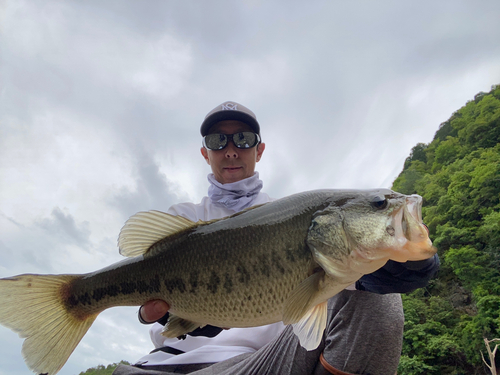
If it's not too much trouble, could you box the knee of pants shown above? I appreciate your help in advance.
[326,291,404,342]
[357,293,404,342]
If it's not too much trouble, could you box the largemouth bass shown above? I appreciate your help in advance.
[0,189,436,375]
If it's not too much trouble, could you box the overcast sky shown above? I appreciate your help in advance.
[1,1,500,374]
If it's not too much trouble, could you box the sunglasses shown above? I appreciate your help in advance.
[203,132,261,151]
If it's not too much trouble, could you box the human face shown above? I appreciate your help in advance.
[201,120,265,184]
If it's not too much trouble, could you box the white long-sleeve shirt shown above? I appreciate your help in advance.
[136,192,286,366]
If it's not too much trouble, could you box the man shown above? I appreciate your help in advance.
[114,101,439,375]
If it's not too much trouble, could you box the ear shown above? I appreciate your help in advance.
[200,147,210,165]
[256,142,265,162]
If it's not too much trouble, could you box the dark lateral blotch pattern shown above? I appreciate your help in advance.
[67,274,162,307]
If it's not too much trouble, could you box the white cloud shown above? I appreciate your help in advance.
[131,35,193,98]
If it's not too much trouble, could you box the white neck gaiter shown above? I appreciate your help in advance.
[207,172,263,211]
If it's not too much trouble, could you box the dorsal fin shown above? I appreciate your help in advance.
[118,210,199,257]
[228,203,266,217]
[118,203,268,257]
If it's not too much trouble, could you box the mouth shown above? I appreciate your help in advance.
[402,195,426,242]
[390,194,436,261]
[223,166,243,172]
[406,195,423,223]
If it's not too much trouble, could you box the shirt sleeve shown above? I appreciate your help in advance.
[355,254,440,294]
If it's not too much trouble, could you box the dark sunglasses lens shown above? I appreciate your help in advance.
[205,134,228,150]
[233,132,257,148]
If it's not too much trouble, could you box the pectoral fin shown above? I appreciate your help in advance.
[292,301,328,351]
[283,271,353,351]
[283,271,324,325]
[161,315,204,338]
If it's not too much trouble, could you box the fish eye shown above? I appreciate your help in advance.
[371,196,388,210]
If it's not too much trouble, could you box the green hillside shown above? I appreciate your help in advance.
[393,84,500,374]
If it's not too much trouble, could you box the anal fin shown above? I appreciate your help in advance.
[161,315,204,338]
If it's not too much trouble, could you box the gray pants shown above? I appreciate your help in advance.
[114,290,403,375]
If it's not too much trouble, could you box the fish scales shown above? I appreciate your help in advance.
[65,190,333,325]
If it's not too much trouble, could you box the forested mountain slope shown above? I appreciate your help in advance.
[392,84,500,374]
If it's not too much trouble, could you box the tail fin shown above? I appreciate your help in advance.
[0,274,97,375]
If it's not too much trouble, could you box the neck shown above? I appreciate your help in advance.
[207,172,263,211]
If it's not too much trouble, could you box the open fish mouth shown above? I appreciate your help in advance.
[406,194,423,223]
[402,194,425,241]
[391,194,436,260]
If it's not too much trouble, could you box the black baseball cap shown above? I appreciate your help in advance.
[200,101,260,136]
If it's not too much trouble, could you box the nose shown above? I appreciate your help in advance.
[224,142,239,159]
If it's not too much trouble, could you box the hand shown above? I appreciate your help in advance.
[139,300,170,323]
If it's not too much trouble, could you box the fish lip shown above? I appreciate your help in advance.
[402,194,427,242]
[389,193,436,261]
[391,194,424,243]
[406,194,423,223]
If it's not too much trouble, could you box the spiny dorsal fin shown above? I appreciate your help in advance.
[118,210,200,257]
[227,203,266,217]
[118,204,267,257]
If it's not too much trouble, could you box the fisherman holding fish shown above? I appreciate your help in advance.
[0,101,439,375]
[113,102,440,375]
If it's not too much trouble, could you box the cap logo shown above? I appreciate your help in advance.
[221,103,238,111]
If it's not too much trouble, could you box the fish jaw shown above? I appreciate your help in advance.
[388,194,436,262]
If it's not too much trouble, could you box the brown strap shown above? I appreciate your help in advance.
[319,353,355,375]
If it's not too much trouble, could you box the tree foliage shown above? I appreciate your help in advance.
[79,361,130,375]
[393,84,500,374]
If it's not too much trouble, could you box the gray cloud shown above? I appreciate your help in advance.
[109,151,190,218]
[36,207,91,247]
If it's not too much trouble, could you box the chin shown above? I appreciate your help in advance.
[223,177,242,184]
[222,174,245,184]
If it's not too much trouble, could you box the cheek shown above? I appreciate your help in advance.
[249,151,259,163]
[345,218,390,248]
[211,154,226,167]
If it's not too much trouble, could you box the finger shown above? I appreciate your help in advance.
[141,300,170,323]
